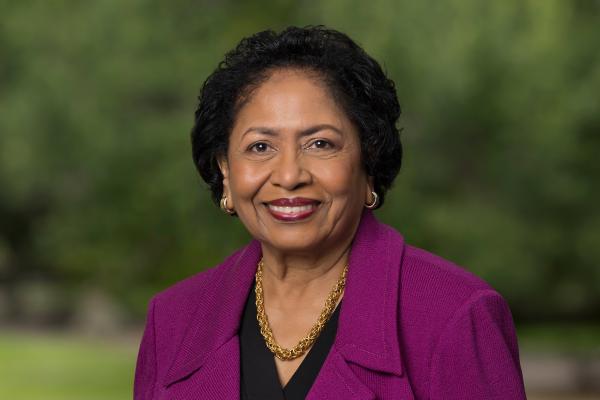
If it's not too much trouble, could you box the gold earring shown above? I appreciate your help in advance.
[220,195,236,215]
[365,191,379,209]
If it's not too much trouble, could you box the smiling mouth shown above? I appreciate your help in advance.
[268,204,315,213]
[264,201,320,221]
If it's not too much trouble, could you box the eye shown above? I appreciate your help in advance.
[248,142,271,153]
[307,139,333,150]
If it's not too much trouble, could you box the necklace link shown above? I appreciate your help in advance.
[254,258,348,361]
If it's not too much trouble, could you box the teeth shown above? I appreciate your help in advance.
[268,204,315,214]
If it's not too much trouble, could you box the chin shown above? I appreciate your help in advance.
[263,232,324,254]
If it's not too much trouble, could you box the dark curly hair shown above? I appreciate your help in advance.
[191,25,402,209]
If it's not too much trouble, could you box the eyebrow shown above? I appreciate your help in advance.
[242,124,343,138]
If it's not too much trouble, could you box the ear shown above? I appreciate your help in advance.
[366,176,375,198]
[217,154,231,199]
[217,154,230,179]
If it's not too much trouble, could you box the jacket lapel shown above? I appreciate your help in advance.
[307,349,376,400]
[163,335,242,399]
[308,209,410,399]
[162,239,262,398]
[334,209,405,376]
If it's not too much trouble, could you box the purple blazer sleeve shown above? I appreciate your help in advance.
[429,289,526,399]
[134,297,157,400]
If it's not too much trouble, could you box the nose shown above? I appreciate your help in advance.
[270,148,312,190]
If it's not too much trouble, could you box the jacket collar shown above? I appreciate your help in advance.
[164,209,405,387]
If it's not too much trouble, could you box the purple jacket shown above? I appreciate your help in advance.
[134,209,526,399]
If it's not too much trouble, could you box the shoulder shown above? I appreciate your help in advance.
[146,244,248,346]
[400,243,494,310]
[400,241,516,329]
[151,245,246,313]
[402,246,526,397]
[370,215,501,325]
[397,242,523,398]
[399,242,509,336]
[137,244,250,380]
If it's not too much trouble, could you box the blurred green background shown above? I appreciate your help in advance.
[1,0,599,398]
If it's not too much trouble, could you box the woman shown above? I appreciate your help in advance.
[134,26,526,399]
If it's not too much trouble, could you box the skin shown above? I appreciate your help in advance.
[218,68,376,387]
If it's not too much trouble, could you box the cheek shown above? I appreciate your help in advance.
[315,158,364,197]
[229,161,269,201]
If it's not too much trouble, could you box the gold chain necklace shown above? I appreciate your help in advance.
[254,258,348,361]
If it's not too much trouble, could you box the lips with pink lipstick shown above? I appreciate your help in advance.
[265,197,320,221]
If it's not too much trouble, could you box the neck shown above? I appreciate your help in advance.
[257,208,365,305]
[258,234,354,301]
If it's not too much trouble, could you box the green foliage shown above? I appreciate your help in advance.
[517,322,600,353]
[0,0,598,321]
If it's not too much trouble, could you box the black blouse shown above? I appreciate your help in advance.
[240,282,341,400]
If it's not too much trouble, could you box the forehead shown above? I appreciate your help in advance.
[231,69,353,136]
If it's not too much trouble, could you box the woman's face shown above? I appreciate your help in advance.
[219,69,372,254]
